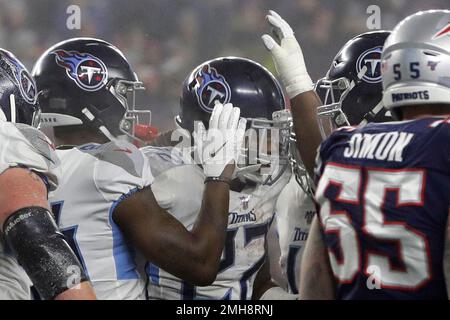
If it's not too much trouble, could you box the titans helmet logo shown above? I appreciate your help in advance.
[52,50,108,92]
[2,51,37,104]
[356,46,383,84]
[194,65,231,112]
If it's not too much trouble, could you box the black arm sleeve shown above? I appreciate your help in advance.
[3,207,88,300]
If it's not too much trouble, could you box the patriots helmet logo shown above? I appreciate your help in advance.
[52,50,108,92]
[2,51,37,104]
[356,46,383,84]
[194,65,231,112]
[432,21,450,40]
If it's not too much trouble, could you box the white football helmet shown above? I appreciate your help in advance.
[382,10,450,116]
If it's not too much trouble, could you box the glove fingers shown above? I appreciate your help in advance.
[194,121,206,162]
[195,121,207,146]
[219,103,233,131]
[267,14,282,29]
[280,20,294,38]
[268,10,286,29]
[268,10,281,19]
[228,107,240,131]
[235,118,247,150]
[267,10,293,38]
[209,103,223,130]
[261,34,281,53]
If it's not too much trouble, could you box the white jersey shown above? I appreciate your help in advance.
[275,174,316,294]
[142,146,291,300]
[0,122,60,300]
[49,141,153,300]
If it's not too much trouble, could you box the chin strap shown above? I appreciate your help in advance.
[81,108,118,142]
[9,94,16,123]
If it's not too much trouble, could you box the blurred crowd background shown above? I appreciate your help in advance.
[0,0,448,130]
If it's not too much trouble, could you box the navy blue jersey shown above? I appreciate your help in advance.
[314,117,449,300]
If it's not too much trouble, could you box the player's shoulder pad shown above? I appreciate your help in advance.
[427,117,450,169]
[13,123,59,166]
[140,146,192,177]
[427,117,450,129]
[0,122,60,190]
[313,127,356,184]
[0,123,60,189]
[78,141,154,202]
[77,140,148,179]
[319,127,356,160]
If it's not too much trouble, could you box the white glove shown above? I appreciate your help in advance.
[196,103,247,178]
[262,10,313,99]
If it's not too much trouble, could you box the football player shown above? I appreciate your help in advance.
[262,10,391,177]
[263,11,391,296]
[300,10,450,299]
[143,57,294,300]
[33,38,245,300]
[272,136,316,296]
[0,49,96,300]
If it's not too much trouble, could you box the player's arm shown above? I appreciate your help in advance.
[299,215,336,299]
[252,233,298,300]
[114,170,231,286]
[252,253,299,300]
[262,10,323,177]
[114,104,247,286]
[252,256,276,300]
[0,168,96,300]
[444,208,450,299]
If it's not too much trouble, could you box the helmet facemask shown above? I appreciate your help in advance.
[316,65,378,139]
[108,79,156,144]
[235,109,291,186]
[30,103,42,128]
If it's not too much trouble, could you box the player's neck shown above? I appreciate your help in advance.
[401,104,450,120]
[55,132,108,147]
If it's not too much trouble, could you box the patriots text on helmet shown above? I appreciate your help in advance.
[391,91,430,103]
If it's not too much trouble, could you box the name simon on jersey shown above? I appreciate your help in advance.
[344,131,414,162]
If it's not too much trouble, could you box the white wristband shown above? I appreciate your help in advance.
[286,75,314,99]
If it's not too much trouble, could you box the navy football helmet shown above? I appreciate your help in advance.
[177,57,290,185]
[315,31,393,138]
[0,49,40,127]
[32,37,153,142]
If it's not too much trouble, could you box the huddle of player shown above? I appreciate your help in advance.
[0,9,448,300]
